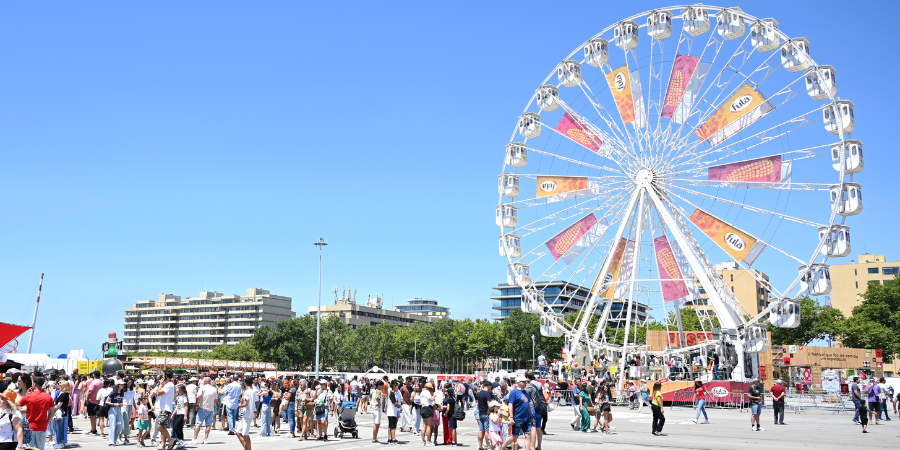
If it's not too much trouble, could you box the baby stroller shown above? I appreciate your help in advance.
[334,401,358,439]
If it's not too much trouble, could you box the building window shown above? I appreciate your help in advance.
[867,267,879,274]
[855,281,858,289]
[883,267,899,276]
[854,269,857,276]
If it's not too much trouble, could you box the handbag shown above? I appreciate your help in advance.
[305,401,315,410]
[586,405,595,414]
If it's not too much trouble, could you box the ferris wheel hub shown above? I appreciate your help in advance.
[634,168,655,188]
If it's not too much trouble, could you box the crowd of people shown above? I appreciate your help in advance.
[1,366,897,450]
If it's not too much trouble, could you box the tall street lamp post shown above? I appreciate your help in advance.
[314,238,328,378]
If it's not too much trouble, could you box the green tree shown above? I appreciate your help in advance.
[839,277,900,361]
[767,297,845,345]
[500,309,540,368]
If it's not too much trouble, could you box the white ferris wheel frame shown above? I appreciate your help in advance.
[498,4,859,382]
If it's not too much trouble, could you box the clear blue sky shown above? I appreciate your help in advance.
[2,1,897,359]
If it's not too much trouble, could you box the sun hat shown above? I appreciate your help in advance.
[515,375,528,383]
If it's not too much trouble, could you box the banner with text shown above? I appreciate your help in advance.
[689,209,766,265]
[536,176,600,202]
[695,84,773,145]
[606,65,636,125]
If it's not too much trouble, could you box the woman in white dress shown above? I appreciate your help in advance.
[235,378,256,450]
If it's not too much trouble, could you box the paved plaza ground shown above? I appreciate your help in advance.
[57,405,898,450]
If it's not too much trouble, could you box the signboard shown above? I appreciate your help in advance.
[667,331,713,347]
[759,365,767,379]
[789,345,798,354]
[822,370,840,392]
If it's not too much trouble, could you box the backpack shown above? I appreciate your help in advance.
[6,411,33,447]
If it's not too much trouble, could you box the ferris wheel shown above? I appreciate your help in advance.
[496,5,861,382]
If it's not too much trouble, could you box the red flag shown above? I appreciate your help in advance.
[555,112,603,152]
[0,322,31,350]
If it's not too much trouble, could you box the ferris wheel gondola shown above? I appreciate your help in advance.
[496,5,864,383]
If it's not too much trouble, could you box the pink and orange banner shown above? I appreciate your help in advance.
[695,84,773,145]
[654,236,690,303]
[591,238,631,299]
[555,112,603,153]
[536,176,588,198]
[606,65,636,125]
[545,213,599,261]
[707,154,790,184]
[662,55,701,119]
[689,209,766,265]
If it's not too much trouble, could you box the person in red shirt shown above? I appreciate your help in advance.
[770,379,786,425]
[85,371,105,434]
[18,376,56,450]
[692,380,709,424]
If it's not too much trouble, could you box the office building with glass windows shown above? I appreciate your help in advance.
[490,281,649,325]
[394,298,450,318]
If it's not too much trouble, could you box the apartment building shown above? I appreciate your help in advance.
[309,293,439,329]
[123,288,295,353]
[685,261,771,317]
[830,253,898,317]
[490,281,650,325]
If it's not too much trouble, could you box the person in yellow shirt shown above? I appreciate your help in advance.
[650,381,665,436]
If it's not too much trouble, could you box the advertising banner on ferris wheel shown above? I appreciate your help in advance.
[673,61,711,124]
[606,65,636,126]
[695,84,774,145]
[689,209,766,265]
[707,154,792,186]
[590,237,631,299]
[545,213,599,261]
[554,112,604,153]
[662,55,701,119]
[653,235,690,303]
[536,176,600,202]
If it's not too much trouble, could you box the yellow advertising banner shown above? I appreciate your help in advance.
[695,84,771,143]
[606,65,635,125]
[689,209,766,265]
[536,176,589,198]
[77,360,103,374]
[591,238,631,299]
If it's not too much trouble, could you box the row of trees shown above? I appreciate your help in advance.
[133,277,900,368]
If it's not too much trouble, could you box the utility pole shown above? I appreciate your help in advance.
[314,238,328,378]
[27,273,44,354]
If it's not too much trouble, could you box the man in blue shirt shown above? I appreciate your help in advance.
[220,376,242,434]
[569,381,581,429]
[500,376,532,450]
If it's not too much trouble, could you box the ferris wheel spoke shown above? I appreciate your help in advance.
[514,187,631,238]
[667,185,825,227]
[525,146,628,175]
[568,84,643,169]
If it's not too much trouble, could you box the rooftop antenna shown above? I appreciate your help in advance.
[353,288,357,303]
[333,286,338,302]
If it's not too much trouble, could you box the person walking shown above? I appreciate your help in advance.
[85,371,104,435]
[499,376,532,450]
[598,385,613,434]
[877,377,891,421]
[192,378,216,445]
[476,380,493,450]
[0,391,25,450]
[221,377,241,435]
[577,383,591,432]
[567,381,581,430]
[234,378,255,450]
[692,380,709,424]
[867,377,882,426]
[387,381,401,445]
[770,379,786,425]
[106,380,126,447]
[850,377,863,424]
[185,379,197,429]
[258,383,273,437]
[419,383,435,446]
[371,380,384,443]
[524,371,545,450]
[748,378,764,431]
[154,370,176,450]
[650,381,665,436]
[538,354,547,379]
[637,380,652,414]
[172,385,188,447]
[121,379,135,445]
[857,381,870,433]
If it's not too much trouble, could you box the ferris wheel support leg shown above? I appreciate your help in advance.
[570,188,642,353]
[617,189,646,387]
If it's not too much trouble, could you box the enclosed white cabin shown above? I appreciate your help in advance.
[614,20,640,50]
[498,174,520,198]
[799,263,832,296]
[520,288,543,313]
[742,323,769,353]
[769,298,801,329]
[518,112,541,139]
[505,142,528,168]
[536,85,559,112]
[806,65,837,101]
[496,204,518,228]
[750,18,780,52]
[584,39,609,68]
[823,100,855,135]
[829,182,863,216]
[818,225,851,258]
[557,60,582,88]
[715,7,745,40]
[831,140,864,174]
[647,10,673,40]
[540,314,565,337]
[499,233,521,258]
[681,5,710,36]
[781,38,811,73]
[507,262,531,286]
